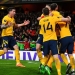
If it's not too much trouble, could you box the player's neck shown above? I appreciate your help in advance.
[8,14,13,18]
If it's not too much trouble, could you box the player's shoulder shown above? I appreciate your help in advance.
[39,16,50,22]
[39,16,44,22]
[3,15,9,19]
[41,14,44,17]
[52,11,60,14]
[4,15,8,18]
[52,11,60,16]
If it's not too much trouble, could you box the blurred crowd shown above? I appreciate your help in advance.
[0,9,75,50]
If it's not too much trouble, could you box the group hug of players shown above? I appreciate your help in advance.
[36,3,75,75]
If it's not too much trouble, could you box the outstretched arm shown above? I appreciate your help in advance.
[15,20,30,27]
[61,16,71,22]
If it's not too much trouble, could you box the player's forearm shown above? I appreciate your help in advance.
[1,24,9,29]
[16,23,24,27]
[61,18,71,22]
[15,20,30,27]
[61,17,71,22]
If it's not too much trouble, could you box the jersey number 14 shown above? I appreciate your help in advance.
[43,22,53,33]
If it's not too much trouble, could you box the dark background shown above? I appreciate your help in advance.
[0,0,75,4]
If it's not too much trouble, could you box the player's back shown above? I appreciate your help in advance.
[59,24,72,38]
[52,11,62,17]
[52,10,70,38]
[39,16,58,42]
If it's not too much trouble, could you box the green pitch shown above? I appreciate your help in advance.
[0,59,66,75]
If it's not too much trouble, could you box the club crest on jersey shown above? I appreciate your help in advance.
[4,20,7,22]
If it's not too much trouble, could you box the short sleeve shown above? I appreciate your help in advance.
[41,14,44,18]
[57,14,62,18]
[2,17,8,25]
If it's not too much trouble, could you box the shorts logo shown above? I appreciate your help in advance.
[38,37,40,40]
[3,40,8,45]
[36,37,40,42]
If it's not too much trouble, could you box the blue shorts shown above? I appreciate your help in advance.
[2,36,17,49]
[36,34,43,45]
[43,40,58,56]
[60,36,74,54]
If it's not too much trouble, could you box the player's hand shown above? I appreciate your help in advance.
[37,17,41,20]
[67,16,71,22]
[23,20,30,25]
[66,16,71,24]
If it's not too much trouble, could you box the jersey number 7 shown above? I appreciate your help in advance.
[43,22,53,33]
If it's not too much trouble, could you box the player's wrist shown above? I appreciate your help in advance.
[22,23,25,25]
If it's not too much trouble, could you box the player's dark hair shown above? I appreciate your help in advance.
[60,11,64,17]
[7,7,15,13]
[42,7,49,16]
[50,3,58,10]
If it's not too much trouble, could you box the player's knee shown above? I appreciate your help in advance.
[68,54,73,57]
[53,54,60,62]
[36,44,41,51]
[53,54,59,59]
[13,45,19,50]
[3,48,8,53]
[49,51,52,55]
